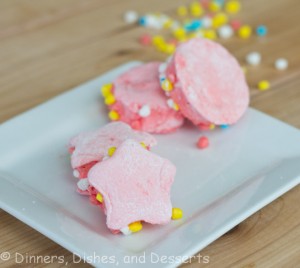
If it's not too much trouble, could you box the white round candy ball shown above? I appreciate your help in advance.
[275,58,288,70]
[246,52,261,66]
[124,11,138,24]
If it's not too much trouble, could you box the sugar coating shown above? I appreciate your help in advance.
[88,139,175,230]
[69,122,156,169]
[164,38,249,125]
[110,62,184,133]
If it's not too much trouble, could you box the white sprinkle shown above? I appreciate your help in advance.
[138,105,151,117]
[246,52,261,66]
[77,179,89,191]
[103,156,110,161]
[120,227,132,235]
[171,21,180,30]
[167,99,175,109]
[73,170,80,178]
[218,25,233,39]
[124,11,138,24]
[146,15,163,29]
[159,63,167,73]
[202,16,212,28]
[275,58,288,70]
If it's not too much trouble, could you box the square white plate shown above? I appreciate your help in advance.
[1,62,300,268]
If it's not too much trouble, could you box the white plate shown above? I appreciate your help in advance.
[1,62,300,268]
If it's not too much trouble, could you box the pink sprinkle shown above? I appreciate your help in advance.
[200,0,210,9]
[197,136,209,149]
[230,20,242,31]
[168,39,178,47]
[139,34,152,46]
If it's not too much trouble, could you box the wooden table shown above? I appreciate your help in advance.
[1,0,300,267]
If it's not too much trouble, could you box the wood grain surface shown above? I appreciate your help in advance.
[1,0,300,267]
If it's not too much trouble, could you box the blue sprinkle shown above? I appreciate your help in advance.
[160,77,166,82]
[185,20,202,32]
[139,17,147,26]
[214,0,225,7]
[256,25,268,36]
[220,124,229,129]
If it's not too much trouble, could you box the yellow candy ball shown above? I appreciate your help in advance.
[258,80,270,91]
[163,19,173,29]
[173,27,186,41]
[140,142,147,149]
[161,79,173,91]
[96,193,103,203]
[209,2,221,12]
[108,146,117,157]
[104,94,116,105]
[212,13,228,28]
[108,110,120,121]
[172,208,183,220]
[152,35,165,46]
[101,84,113,98]
[238,25,252,39]
[204,29,217,40]
[164,44,176,55]
[225,0,241,14]
[128,221,143,233]
[173,102,180,111]
[177,6,188,17]
[190,2,203,17]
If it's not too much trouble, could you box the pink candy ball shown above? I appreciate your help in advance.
[197,136,209,149]
[230,20,242,31]
[139,34,152,46]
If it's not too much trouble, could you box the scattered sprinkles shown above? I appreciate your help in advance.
[275,58,288,70]
[256,25,268,36]
[124,11,139,24]
[128,221,143,233]
[172,208,183,220]
[108,110,120,121]
[258,80,271,91]
[197,136,210,149]
[246,52,261,66]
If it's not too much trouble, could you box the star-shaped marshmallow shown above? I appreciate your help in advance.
[88,139,176,231]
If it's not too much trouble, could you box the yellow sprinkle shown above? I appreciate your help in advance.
[204,29,217,40]
[105,94,116,105]
[101,84,113,98]
[163,19,173,29]
[177,6,188,17]
[238,25,252,39]
[152,35,165,46]
[210,124,215,130]
[173,27,186,41]
[108,146,116,157]
[208,2,221,12]
[128,221,143,233]
[173,102,180,111]
[161,79,173,92]
[212,13,228,28]
[96,193,103,203]
[164,44,176,55]
[258,80,270,91]
[108,110,120,121]
[190,2,203,17]
[225,0,241,14]
[172,208,183,220]
[140,142,147,149]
